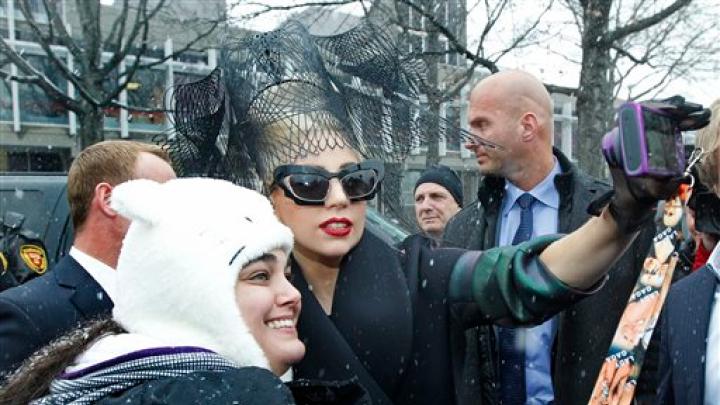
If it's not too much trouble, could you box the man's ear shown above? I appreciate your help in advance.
[95,182,119,218]
[520,112,539,142]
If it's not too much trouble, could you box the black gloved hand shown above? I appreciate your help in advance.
[605,166,682,234]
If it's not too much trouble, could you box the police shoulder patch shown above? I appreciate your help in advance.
[19,244,48,274]
[0,252,7,274]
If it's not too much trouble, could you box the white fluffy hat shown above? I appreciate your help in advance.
[110,177,294,370]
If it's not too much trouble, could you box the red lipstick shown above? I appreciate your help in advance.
[319,217,353,237]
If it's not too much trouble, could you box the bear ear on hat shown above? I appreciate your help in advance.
[111,179,166,226]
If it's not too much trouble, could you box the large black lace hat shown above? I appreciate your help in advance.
[162,19,499,226]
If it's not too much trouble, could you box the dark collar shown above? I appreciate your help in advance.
[53,255,92,288]
[292,231,410,404]
[477,147,578,209]
[52,254,114,318]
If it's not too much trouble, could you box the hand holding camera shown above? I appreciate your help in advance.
[601,96,711,234]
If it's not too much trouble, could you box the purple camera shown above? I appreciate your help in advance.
[601,102,685,177]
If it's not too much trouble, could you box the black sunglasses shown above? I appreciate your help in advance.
[273,160,385,205]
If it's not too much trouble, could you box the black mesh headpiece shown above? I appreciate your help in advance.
[162,19,499,225]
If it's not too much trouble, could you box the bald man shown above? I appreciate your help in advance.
[443,70,653,404]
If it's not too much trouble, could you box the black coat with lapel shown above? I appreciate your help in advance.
[0,255,113,375]
[657,265,717,405]
[293,229,467,405]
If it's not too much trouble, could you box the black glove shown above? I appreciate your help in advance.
[604,167,682,234]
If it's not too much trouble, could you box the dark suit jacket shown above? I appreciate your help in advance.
[0,255,113,375]
[657,265,717,405]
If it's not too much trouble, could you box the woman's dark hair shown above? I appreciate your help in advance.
[0,318,124,405]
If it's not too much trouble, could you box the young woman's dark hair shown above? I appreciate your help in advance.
[0,318,123,405]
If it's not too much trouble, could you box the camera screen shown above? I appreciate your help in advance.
[643,109,680,173]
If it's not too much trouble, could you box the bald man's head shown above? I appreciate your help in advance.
[470,70,553,132]
[465,70,557,189]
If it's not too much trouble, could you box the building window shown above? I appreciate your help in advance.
[445,105,462,151]
[17,55,69,125]
[409,6,422,30]
[410,35,423,55]
[175,51,208,64]
[103,68,121,129]
[553,121,562,147]
[0,79,11,121]
[0,146,70,172]
[436,1,447,30]
[401,170,421,210]
[126,68,167,131]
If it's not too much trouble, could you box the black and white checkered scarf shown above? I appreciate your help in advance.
[33,347,236,405]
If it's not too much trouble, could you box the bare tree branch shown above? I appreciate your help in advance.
[477,0,509,51]
[101,17,220,106]
[14,0,101,106]
[395,0,498,72]
[561,0,583,35]
[231,0,360,21]
[100,0,159,76]
[0,38,82,111]
[611,45,647,64]
[491,0,554,61]
[102,0,131,53]
[77,0,103,70]
[42,0,85,59]
[108,99,168,113]
[629,28,705,99]
[605,0,691,43]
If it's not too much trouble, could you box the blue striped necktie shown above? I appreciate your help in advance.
[500,192,535,405]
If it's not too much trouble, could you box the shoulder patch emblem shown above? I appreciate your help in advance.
[0,252,7,274]
[19,244,48,274]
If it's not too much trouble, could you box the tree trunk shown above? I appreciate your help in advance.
[77,105,105,150]
[575,1,615,180]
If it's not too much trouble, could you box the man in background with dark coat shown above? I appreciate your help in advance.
[443,70,653,404]
[0,140,176,376]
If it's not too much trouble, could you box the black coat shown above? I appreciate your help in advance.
[94,368,297,404]
[0,255,112,375]
[442,149,654,404]
[64,366,367,404]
